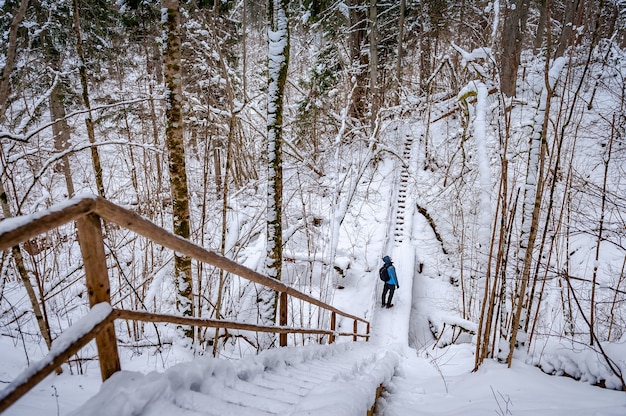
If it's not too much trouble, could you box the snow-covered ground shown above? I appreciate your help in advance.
[2,124,626,415]
[3,268,626,415]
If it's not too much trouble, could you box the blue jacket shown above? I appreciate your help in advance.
[382,256,399,286]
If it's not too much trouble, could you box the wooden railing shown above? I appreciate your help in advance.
[0,194,370,413]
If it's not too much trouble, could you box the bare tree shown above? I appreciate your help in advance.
[71,0,105,198]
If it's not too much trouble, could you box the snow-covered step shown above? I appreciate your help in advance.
[390,126,417,247]
[70,343,399,416]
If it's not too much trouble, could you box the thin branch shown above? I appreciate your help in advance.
[0,98,158,142]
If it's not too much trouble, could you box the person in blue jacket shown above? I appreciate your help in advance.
[381,255,399,308]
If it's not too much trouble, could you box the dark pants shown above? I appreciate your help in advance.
[382,283,395,306]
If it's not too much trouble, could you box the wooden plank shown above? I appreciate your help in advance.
[337,332,369,339]
[94,197,368,325]
[76,213,120,380]
[0,196,96,251]
[0,311,115,414]
[279,292,288,346]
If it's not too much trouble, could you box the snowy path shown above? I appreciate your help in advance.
[69,342,399,416]
[370,123,420,348]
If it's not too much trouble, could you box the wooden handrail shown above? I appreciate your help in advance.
[0,194,371,413]
[94,197,368,324]
[0,196,97,251]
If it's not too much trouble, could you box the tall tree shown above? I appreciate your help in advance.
[499,0,530,97]
[555,0,583,57]
[395,0,406,105]
[0,0,28,116]
[347,0,368,120]
[264,0,290,348]
[369,0,378,131]
[162,0,194,341]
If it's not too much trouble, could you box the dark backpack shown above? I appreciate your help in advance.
[379,264,391,282]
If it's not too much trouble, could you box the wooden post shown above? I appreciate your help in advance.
[76,213,121,380]
[279,291,288,346]
[329,312,336,344]
[366,321,370,342]
[353,319,358,341]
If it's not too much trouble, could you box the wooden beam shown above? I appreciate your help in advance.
[76,213,120,380]
[0,196,96,251]
[279,292,288,346]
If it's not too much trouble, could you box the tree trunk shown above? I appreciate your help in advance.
[49,83,76,198]
[499,0,530,97]
[394,0,405,105]
[590,113,614,345]
[533,0,546,53]
[162,0,194,342]
[264,0,290,349]
[41,31,75,200]
[347,0,368,120]
[369,0,378,131]
[144,40,164,196]
[555,0,582,58]
[506,53,563,367]
[0,0,29,117]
